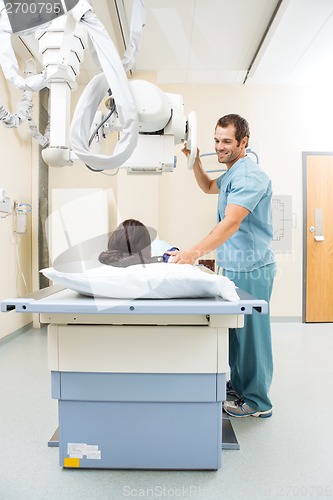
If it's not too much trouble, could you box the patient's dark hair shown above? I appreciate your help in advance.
[99,219,152,265]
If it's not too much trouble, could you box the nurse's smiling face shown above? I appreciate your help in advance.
[214,124,247,170]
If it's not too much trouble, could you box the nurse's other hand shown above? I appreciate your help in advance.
[166,249,197,265]
[181,145,190,158]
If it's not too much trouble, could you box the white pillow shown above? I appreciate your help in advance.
[41,262,239,302]
[151,239,174,256]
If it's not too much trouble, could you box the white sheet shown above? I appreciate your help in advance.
[41,262,239,301]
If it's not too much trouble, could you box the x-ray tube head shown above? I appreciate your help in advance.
[129,80,172,133]
[4,0,80,34]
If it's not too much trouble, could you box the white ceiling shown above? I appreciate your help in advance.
[13,0,333,86]
[119,0,333,86]
[124,0,282,84]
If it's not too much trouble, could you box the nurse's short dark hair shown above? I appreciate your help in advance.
[216,114,250,147]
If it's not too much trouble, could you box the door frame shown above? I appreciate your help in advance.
[302,151,333,322]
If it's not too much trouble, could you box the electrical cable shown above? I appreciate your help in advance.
[85,94,117,172]
[88,103,116,147]
[15,234,29,294]
[17,203,32,213]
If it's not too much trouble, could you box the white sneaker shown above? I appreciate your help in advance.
[223,398,272,418]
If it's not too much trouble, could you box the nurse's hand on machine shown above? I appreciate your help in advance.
[182,145,200,161]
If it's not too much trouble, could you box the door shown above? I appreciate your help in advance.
[304,153,333,322]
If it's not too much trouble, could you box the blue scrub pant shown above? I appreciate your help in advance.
[222,263,276,411]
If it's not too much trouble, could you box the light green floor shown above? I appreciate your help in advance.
[0,322,332,500]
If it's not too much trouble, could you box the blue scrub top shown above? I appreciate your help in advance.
[215,156,275,271]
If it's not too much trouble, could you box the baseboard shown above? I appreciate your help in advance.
[271,316,302,323]
[0,322,33,345]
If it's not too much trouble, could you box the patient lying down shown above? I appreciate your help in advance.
[41,219,239,301]
[99,219,176,267]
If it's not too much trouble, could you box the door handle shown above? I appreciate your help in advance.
[314,208,324,241]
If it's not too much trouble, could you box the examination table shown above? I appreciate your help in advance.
[1,286,268,470]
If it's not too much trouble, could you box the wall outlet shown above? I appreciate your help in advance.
[0,197,12,214]
[15,212,27,234]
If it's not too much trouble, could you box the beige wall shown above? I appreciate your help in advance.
[50,77,333,319]
[0,74,33,339]
[155,81,333,318]
[154,81,333,318]
[3,67,333,337]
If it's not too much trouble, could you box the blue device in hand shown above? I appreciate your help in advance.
[163,247,179,262]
